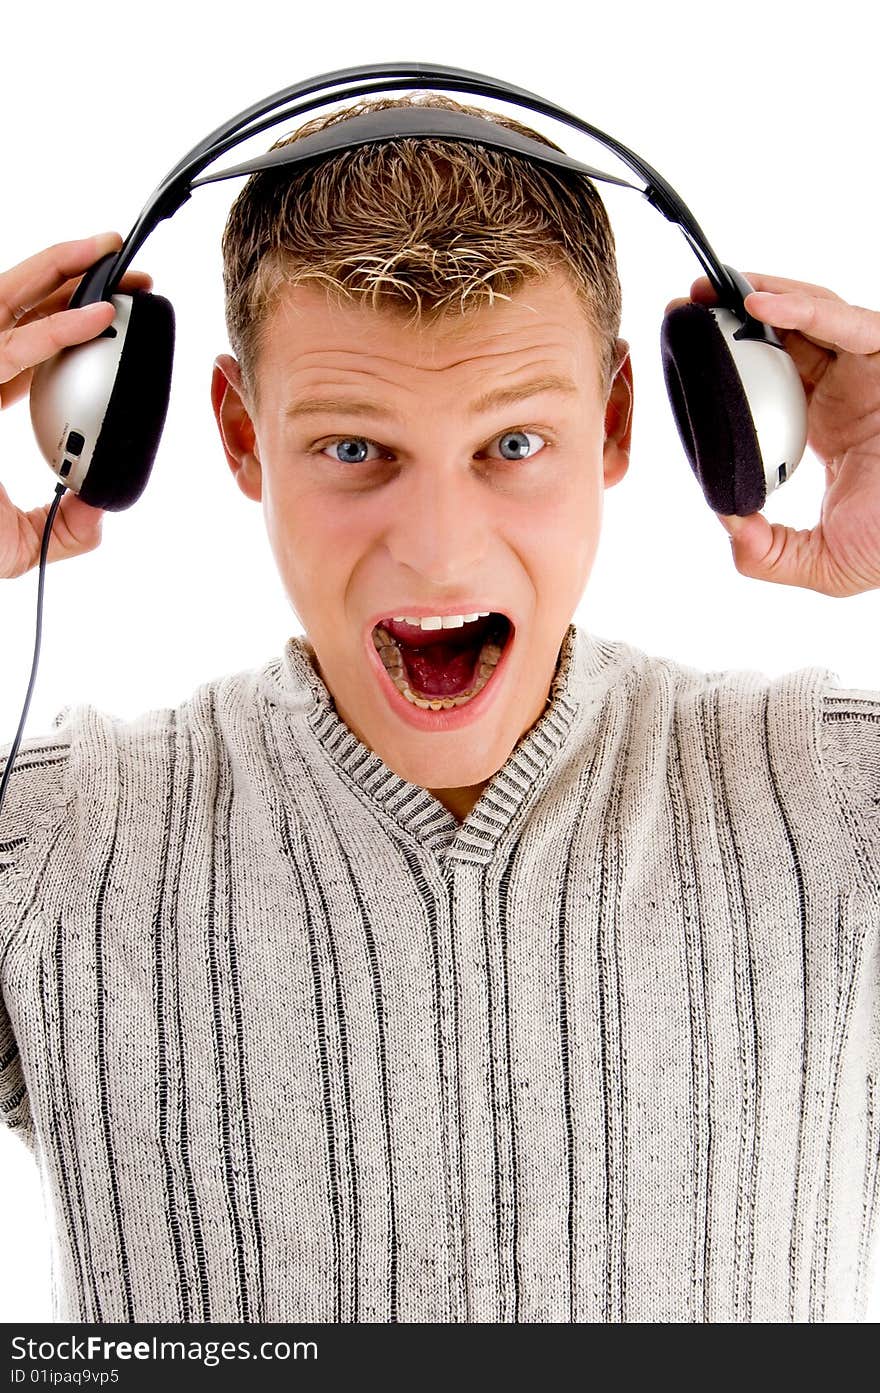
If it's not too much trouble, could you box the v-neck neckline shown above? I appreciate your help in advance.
[265,622,612,866]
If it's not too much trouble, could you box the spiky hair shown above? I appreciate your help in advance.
[222,92,622,406]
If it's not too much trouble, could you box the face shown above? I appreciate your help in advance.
[211,268,633,812]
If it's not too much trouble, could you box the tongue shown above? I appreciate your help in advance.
[401,639,483,697]
[379,614,496,697]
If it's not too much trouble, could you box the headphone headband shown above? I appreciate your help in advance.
[70,60,766,337]
[190,105,641,193]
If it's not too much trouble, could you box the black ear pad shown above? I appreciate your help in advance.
[660,302,766,516]
[78,290,175,512]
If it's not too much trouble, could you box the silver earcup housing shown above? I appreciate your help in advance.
[709,306,809,497]
[29,294,133,495]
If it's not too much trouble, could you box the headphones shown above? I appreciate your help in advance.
[28,59,809,519]
[1,61,812,823]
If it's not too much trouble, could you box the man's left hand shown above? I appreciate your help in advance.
[666,273,880,596]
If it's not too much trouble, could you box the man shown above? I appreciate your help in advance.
[1,94,879,1323]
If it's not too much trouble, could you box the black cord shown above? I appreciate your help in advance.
[0,482,66,819]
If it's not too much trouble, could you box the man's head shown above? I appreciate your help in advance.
[211,94,633,810]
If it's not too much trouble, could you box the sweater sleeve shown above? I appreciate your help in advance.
[0,731,72,1143]
[819,682,880,884]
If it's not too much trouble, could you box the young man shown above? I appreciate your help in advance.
[1,94,879,1324]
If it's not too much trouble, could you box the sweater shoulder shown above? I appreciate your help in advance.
[650,640,880,880]
[0,654,275,939]
[594,633,842,717]
[589,631,876,825]
[46,649,277,761]
[606,634,872,719]
[817,679,880,878]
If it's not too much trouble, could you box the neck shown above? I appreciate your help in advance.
[428,780,490,823]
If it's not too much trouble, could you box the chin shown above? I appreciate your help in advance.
[379,730,511,791]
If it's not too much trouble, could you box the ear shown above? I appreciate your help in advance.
[211,354,262,502]
[603,339,633,490]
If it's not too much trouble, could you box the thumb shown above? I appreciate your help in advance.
[37,490,106,564]
[57,491,105,549]
[715,508,805,587]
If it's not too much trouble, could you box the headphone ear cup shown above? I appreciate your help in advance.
[78,289,175,511]
[660,301,766,516]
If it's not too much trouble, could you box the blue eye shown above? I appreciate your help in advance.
[486,430,547,461]
[319,429,548,465]
[321,437,381,464]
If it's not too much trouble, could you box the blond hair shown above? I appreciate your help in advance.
[221,92,622,407]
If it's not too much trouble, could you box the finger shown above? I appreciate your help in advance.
[689,271,846,304]
[742,290,837,356]
[0,301,115,394]
[745,290,880,356]
[663,295,691,316]
[741,272,845,302]
[765,324,834,399]
[16,267,154,325]
[0,232,123,331]
[0,277,151,408]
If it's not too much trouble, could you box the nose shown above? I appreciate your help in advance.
[383,457,490,589]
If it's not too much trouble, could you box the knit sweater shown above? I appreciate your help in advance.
[1,623,879,1324]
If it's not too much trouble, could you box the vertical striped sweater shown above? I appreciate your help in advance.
[1,622,879,1323]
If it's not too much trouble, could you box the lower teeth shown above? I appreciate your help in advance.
[373,625,503,710]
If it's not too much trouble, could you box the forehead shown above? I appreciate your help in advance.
[257,268,599,386]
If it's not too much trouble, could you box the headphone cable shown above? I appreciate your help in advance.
[0,482,66,820]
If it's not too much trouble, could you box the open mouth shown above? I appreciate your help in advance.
[371,612,514,712]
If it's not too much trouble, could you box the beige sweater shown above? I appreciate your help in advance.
[1,623,879,1322]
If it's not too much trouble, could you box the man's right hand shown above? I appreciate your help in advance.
[0,232,152,579]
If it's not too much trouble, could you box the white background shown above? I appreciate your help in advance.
[1,0,877,1322]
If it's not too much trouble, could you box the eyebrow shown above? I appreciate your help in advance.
[284,373,580,422]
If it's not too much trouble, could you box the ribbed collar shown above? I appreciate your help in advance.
[263,621,616,866]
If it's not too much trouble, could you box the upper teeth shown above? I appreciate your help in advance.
[392,611,491,629]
